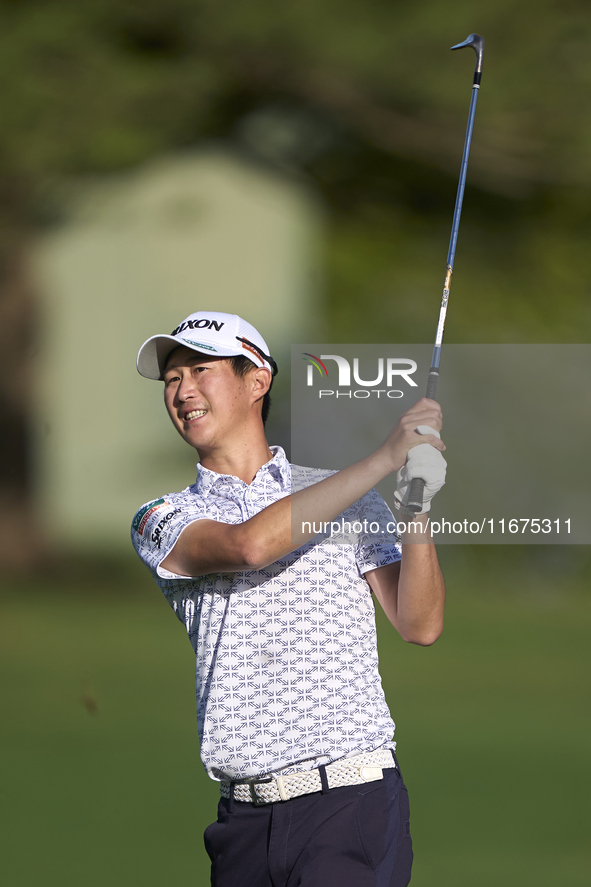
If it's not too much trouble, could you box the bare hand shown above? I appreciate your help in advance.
[379,398,445,474]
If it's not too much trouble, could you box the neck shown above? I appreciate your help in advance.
[197,434,274,484]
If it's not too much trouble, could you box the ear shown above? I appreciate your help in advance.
[250,366,272,401]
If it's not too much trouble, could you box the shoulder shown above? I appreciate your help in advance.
[131,485,209,576]
[132,490,185,530]
[131,486,201,542]
[288,462,392,513]
[289,462,338,492]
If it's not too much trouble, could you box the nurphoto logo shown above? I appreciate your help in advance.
[303,353,418,399]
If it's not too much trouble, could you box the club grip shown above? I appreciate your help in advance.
[425,366,440,400]
[406,477,425,514]
[404,366,440,512]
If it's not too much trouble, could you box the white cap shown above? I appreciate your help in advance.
[136,311,277,380]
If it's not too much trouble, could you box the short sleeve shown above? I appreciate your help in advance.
[352,488,401,575]
[131,493,205,580]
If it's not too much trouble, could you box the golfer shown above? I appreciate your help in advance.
[132,311,446,887]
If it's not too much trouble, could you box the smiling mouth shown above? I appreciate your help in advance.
[184,409,207,421]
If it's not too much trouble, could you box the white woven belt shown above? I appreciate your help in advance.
[220,748,395,805]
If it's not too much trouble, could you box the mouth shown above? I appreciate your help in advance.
[184,409,208,422]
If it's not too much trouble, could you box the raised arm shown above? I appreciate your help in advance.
[161,398,444,577]
[365,514,445,646]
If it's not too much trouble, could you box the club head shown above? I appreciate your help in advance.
[451,33,484,73]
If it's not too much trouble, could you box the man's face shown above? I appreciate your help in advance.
[162,346,262,452]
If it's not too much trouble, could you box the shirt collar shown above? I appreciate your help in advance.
[194,446,290,497]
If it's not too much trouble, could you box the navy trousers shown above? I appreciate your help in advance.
[204,765,413,886]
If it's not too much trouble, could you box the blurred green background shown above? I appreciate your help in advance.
[0,1,590,884]
[3,551,590,886]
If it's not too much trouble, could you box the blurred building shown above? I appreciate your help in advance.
[32,149,323,556]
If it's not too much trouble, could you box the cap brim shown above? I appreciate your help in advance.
[136,334,250,380]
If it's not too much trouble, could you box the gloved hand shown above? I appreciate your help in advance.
[394,425,447,514]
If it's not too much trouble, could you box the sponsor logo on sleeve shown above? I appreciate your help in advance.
[151,508,183,548]
[132,498,168,536]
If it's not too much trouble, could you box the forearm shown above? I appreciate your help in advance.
[165,445,397,576]
[245,400,446,567]
[395,514,445,645]
[163,397,445,577]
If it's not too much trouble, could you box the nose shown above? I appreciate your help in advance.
[176,371,197,402]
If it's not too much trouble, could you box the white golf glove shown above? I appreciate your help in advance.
[394,425,447,514]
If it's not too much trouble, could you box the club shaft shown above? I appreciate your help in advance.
[406,41,483,514]
[447,85,480,268]
[433,82,480,370]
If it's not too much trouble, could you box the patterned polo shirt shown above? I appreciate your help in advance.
[131,446,402,781]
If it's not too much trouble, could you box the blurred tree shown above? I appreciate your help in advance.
[0,0,589,185]
[0,1,587,185]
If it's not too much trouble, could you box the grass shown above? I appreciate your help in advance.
[1,548,589,886]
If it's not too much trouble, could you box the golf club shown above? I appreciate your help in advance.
[406,32,485,513]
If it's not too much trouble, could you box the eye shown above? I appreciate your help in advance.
[164,373,180,385]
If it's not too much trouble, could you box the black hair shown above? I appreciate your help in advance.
[228,355,274,425]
